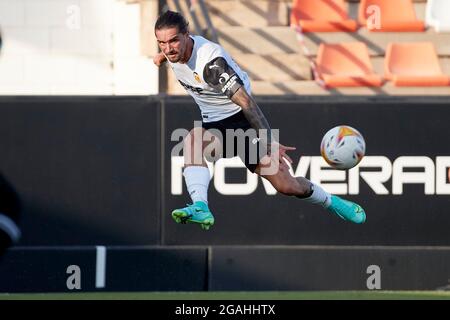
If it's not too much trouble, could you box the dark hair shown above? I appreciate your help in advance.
[155,10,189,34]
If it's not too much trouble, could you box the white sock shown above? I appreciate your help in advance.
[183,166,210,204]
[303,183,332,208]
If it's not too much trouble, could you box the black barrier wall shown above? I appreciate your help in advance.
[0,96,450,292]
[0,97,160,245]
[1,246,449,292]
[0,247,208,292]
[1,96,449,246]
[164,97,450,246]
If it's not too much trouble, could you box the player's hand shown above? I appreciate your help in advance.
[153,52,167,67]
[270,141,296,165]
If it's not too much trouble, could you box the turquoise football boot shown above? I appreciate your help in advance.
[171,201,215,230]
[328,195,366,224]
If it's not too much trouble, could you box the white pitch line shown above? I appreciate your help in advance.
[95,246,106,288]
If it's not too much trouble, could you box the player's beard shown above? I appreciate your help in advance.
[167,51,181,63]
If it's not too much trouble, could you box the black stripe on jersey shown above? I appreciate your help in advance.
[178,80,203,94]
[203,57,243,98]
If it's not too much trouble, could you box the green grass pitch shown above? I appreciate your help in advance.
[1,291,450,300]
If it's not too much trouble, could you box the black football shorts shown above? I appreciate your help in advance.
[202,110,265,173]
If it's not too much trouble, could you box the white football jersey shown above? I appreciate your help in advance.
[167,35,251,123]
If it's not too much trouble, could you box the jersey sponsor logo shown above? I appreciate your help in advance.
[178,80,203,94]
[171,156,450,196]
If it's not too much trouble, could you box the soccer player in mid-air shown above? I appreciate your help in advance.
[154,10,366,230]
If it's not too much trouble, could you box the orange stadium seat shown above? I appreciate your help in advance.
[385,42,450,87]
[316,42,383,87]
[290,0,358,32]
[359,0,425,32]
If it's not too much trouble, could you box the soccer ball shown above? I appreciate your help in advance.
[320,125,366,170]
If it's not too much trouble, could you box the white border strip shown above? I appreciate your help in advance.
[95,246,107,288]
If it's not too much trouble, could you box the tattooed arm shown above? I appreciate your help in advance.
[203,56,295,162]
[230,87,273,144]
[231,87,296,164]
[203,56,272,140]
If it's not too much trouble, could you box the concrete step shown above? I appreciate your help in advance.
[371,56,450,75]
[166,0,209,37]
[250,80,450,96]
[165,52,311,95]
[167,53,312,94]
[218,27,450,56]
[167,74,450,96]
[206,0,289,27]
[233,56,450,81]
[166,48,450,95]
[205,0,427,27]
[217,26,299,55]
[232,53,311,81]
[165,53,450,95]
[302,29,450,57]
[346,1,427,21]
